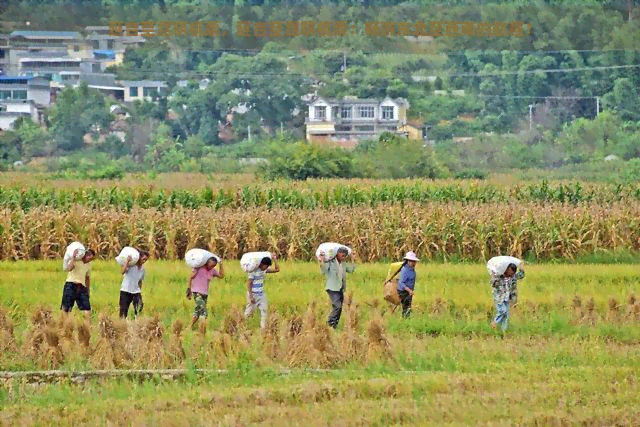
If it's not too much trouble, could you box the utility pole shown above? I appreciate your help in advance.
[596,97,600,116]
[248,125,251,141]
[343,51,347,72]
[280,122,283,134]
[529,104,533,130]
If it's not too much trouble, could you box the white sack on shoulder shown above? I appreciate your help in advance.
[185,248,220,269]
[63,241,85,271]
[240,251,272,273]
[487,256,523,276]
[116,247,140,266]
[316,242,352,262]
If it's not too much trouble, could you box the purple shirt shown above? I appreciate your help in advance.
[191,267,220,295]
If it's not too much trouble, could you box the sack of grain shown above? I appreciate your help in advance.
[185,248,220,269]
[116,247,140,266]
[240,251,272,273]
[62,242,85,271]
[487,256,523,277]
[316,242,352,262]
[383,261,404,306]
[384,281,401,306]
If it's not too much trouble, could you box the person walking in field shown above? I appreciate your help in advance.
[61,248,96,320]
[318,247,356,329]
[490,262,525,332]
[187,257,224,330]
[244,255,280,330]
[119,250,149,319]
[397,251,419,319]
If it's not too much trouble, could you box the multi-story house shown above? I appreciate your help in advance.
[84,25,145,53]
[5,31,92,75]
[0,75,50,129]
[119,80,167,102]
[50,75,167,103]
[0,99,40,131]
[0,75,51,107]
[305,96,414,144]
[16,51,99,80]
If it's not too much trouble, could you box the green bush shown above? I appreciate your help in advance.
[355,134,450,179]
[261,142,362,181]
[455,169,487,180]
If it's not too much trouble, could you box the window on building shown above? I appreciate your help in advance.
[73,45,80,52]
[335,125,352,132]
[340,106,352,119]
[129,86,138,97]
[13,90,27,100]
[382,106,394,120]
[91,40,99,49]
[356,125,374,132]
[357,106,374,119]
[314,106,327,120]
[0,90,11,100]
[143,87,158,97]
[92,63,101,73]
[107,40,114,49]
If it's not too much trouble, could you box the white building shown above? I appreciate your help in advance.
[0,75,51,107]
[0,100,39,130]
[305,96,411,143]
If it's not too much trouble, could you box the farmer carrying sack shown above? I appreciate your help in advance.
[116,247,140,266]
[316,242,352,262]
[185,249,220,269]
[63,242,85,271]
[383,261,405,306]
[487,256,523,277]
[240,251,272,273]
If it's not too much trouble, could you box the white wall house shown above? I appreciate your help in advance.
[305,96,410,143]
[0,100,39,130]
[120,80,168,102]
[0,76,51,107]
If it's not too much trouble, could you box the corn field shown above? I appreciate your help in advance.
[3,180,640,211]
[1,202,640,261]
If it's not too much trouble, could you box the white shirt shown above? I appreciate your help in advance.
[121,265,145,294]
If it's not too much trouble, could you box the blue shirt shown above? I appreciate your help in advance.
[397,265,416,291]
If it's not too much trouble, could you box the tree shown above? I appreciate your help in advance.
[48,83,113,152]
[143,123,187,172]
[602,78,640,121]
[14,118,51,159]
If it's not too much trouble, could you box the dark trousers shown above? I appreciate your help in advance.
[398,290,413,318]
[119,291,143,318]
[61,282,91,312]
[326,289,344,329]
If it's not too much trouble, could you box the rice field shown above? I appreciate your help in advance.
[1,261,640,426]
[2,173,640,425]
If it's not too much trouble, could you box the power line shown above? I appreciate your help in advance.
[114,63,640,78]
[163,47,640,55]
[477,95,598,99]
[450,64,640,77]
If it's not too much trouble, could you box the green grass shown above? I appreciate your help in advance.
[1,261,640,426]
[1,261,639,332]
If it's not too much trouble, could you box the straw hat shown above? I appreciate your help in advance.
[403,251,419,262]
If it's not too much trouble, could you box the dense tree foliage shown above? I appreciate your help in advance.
[2,0,640,178]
